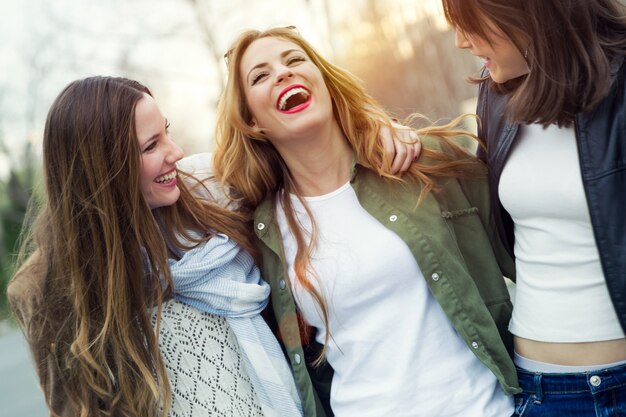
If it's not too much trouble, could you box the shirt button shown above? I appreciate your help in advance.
[279,279,286,290]
[589,375,601,387]
[389,214,398,222]
[294,353,302,364]
[431,273,440,281]
[471,341,479,349]
[257,222,265,231]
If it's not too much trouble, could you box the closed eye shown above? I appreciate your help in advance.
[287,55,305,65]
[251,71,269,86]
[143,141,157,153]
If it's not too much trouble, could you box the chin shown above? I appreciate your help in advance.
[149,190,181,210]
[489,72,506,84]
[489,68,529,85]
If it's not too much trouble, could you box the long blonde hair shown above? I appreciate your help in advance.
[9,76,254,417]
[213,27,483,360]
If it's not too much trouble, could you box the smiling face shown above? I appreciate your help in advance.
[454,20,529,84]
[239,36,334,144]
[135,93,184,209]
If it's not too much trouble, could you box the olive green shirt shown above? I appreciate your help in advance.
[253,137,520,417]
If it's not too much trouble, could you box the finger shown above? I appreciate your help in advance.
[399,131,419,172]
[379,126,396,163]
[398,149,414,172]
[390,136,408,173]
[412,137,422,162]
[393,130,419,173]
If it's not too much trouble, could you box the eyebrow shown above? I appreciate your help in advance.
[246,48,303,80]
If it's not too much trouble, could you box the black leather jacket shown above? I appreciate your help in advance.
[476,56,626,333]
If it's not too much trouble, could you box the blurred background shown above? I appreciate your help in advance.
[0,0,481,414]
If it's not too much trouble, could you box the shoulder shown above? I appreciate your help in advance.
[7,252,46,328]
[612,54,626,93]
[178,152,235,209]
[419,135,482,166]
[177,152,213,177]
[419,134,476,151]
[419,135,443,151]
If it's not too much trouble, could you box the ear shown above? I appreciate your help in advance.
[250,118,264,134]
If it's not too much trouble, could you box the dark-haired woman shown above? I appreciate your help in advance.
[7,76,302,417]
[442,0,626,415]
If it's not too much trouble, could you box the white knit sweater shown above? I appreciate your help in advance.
[153,299,265,416]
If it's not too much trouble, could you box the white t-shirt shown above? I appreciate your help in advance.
[500,123,625,342]
[276,182,512,417]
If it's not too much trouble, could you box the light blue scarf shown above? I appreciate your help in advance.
[168,233,303,417]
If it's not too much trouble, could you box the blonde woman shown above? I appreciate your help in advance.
[213,27,519,417]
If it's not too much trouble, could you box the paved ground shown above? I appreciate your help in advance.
[0,325,48,417]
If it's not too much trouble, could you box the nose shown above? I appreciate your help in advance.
[166,137,184,164]
[454,29,471,49]
[275,65,294,84]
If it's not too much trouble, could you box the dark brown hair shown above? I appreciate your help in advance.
[8,76,254,417]
[442,0,626,126]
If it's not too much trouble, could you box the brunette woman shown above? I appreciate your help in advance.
[442,0,626,414]
[8,76,301,417]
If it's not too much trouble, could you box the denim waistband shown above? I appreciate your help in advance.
[516,363,626,397]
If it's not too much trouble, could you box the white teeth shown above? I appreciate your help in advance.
[278,87,309,110]
[155,171,176,183]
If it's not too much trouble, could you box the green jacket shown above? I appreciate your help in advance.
[253,137,520,417]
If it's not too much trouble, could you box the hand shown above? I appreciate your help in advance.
[379,121,422,174]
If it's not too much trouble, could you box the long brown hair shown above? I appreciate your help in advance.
[442,0,626,126]
[213,27,483,361]
[9,76,253,417]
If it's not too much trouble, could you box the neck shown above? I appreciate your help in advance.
[274,119,353,197]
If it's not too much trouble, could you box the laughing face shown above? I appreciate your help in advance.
[135,93,184,209]
[454,20,528,84]
[240,36,334,144]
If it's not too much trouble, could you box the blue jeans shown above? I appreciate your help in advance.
[512,363,626,416]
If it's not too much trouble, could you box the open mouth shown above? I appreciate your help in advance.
[155,170,177,184]
[277,85,311,113]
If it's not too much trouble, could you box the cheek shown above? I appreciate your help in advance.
[246,92,272,127]
[247,89,270,112]
[138,160,155,194]
[139,173,151,198]
[504,50,529,76]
